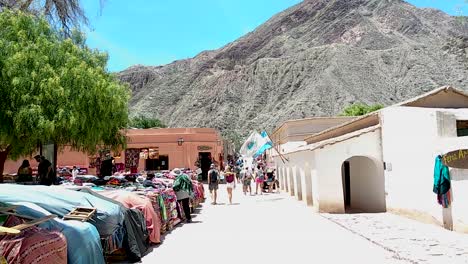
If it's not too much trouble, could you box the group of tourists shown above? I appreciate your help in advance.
[206,163,279,205]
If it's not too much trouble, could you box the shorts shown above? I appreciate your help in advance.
[209,183,219,191]
[243,180,251,186]
[256,178,264,184]
[226,181,235,189]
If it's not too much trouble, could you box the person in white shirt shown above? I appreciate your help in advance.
[71,166,79,181]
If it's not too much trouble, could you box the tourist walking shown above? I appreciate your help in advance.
[34,155,55,186]
[242,167,253,195]
[16,160,33,182]
[172,168,194,223]
[235,165,242,184]
[224,166,236,204]
[207,164,219,205]
[255,165,265,195]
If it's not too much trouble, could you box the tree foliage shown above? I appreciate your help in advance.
[0,10,130,180]
[0,0,104,35]
[130,116,166,129]
[340,103,384,116]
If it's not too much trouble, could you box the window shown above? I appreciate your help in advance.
[456,120,468,137]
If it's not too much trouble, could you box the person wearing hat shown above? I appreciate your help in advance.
[172,168,194,223]
[207,164,219,205]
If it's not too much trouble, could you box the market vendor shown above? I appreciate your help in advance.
[99,153,114,178]
[34,155,55,185]
[172,168,193,223]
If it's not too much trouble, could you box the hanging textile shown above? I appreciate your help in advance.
[437,190,452,208]
[125,149,140,169]
[433,155,452,207]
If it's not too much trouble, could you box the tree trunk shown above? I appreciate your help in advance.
[0,150,9,183]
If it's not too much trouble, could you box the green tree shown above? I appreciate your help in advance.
[130,116,166,129]
[340,103,384,116]
[0,10,130,182]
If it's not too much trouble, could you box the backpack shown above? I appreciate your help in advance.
[210,170,218,183]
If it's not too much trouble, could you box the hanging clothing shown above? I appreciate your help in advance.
[433,155,451,195]
[438,190,452,208]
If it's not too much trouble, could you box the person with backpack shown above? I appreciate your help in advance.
[207,164,219,205]
[172,168,194,223]
[242,167,253,195]
[224,166,236,204]
[255,165,265,195]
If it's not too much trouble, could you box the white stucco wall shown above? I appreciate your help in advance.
[313,129,385,213]
[273,149,319,209]
[381,106,468,228]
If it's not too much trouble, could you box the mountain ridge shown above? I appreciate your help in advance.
[117,0,468,146]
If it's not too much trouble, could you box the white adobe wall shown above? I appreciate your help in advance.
[273,149,319,210]
[381,106,468,228]
[313,129,384,213]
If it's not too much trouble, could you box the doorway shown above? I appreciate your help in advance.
[146,155,169,171]
[199,152,212,181]
[341,156,385,213]
[342,161,351,208]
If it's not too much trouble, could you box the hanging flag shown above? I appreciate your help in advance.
[253,130,273,158]
[239,131,264,158]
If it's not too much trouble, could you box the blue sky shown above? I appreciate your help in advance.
[82,0,467,72]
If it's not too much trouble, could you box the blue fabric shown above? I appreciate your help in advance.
[8,202,105,264]
[433,155,451,195]
[253,130,273,158]
[0,184,125,238]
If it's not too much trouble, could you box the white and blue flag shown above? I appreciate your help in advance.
[239,130,273,158]
[254,131,273,158]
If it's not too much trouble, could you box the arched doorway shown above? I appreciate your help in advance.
[341,156,385,213]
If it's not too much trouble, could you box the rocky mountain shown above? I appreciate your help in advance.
[118,0,468,145]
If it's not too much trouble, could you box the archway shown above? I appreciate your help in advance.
[341,156,385,213]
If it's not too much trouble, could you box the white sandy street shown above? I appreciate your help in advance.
[140,184,410,264]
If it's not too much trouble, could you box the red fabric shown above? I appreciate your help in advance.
[0,216,67,264]
[100,190,161,244]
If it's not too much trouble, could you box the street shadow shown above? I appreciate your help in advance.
[182,220,203,224]
[192,208,203,214]
[256,197,285,203]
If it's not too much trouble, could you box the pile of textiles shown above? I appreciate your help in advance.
[72,188,149,261]
[0,215,68,264]
[144,192,167,234]
[0,184,150,262]
[3,202,104,264]
[0,170,205,263]
[156,189,180,230]
[97,190,161,244]
[191,181,205,208]
[74,175,98,184]
[107,176,128,186]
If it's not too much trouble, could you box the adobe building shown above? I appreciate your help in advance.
[269,116,355,154]
[272,86,468,232]
[4,128,224,179]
